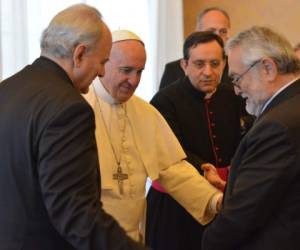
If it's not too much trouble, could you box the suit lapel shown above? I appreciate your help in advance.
[258,79,300,121]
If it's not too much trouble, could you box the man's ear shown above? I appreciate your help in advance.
[180,58,188,75]
[72,44,87,68]
[261,57,278,81]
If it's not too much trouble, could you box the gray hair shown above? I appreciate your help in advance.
[197,7,231,29]
[41,4,105,58]
[226,26,300,74]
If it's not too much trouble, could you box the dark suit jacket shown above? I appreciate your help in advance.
[0,57,146,250]
[159,59,183,90]
[202,79,300,250]
[159,58,231,90]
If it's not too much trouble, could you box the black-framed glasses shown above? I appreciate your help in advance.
[230,60,261,88]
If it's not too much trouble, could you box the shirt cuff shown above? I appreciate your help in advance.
[209,192,223,214]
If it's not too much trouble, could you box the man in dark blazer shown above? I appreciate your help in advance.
[202,26,300,250]
[0,4,147,250]
[159,7,231,90]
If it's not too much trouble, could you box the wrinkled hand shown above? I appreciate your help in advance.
[201,163,226,191]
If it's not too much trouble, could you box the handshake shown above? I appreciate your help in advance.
[201,163,227,213]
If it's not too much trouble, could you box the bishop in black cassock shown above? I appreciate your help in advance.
[146,76,242,250]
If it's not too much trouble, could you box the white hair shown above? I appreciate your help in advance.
[226,26,300,74]
[40,4,105,58]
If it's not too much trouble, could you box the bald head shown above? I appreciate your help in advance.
[196,8,230,43]
[101,30,146,103]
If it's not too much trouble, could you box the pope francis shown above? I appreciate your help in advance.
[84,29,222,242]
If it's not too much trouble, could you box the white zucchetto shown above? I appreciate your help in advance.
[111,29,144,45]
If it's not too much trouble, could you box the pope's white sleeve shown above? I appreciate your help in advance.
[157,160,222,225]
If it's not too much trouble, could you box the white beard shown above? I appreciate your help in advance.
[245,99,264,117]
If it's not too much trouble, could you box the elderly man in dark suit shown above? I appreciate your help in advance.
[202,26,300,250]
[0,4,147,250]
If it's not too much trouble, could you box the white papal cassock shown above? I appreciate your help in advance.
[84,79,220,242]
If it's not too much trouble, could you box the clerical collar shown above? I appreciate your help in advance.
[183,76,217,100]
[93,79,119,105]
[204,89,217,99]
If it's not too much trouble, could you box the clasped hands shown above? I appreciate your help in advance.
[201,163,226,213]
[201,163,226,191]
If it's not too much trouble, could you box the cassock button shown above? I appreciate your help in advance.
[117,110,125,118]
[209,111,213,115]
[118,105,126,115]
[218,158,222,163]
[125,155,131,164]
[211,123,216,127]
[119,119,126,131]
[122,141,129,150]
[215,147,219,151]
[120,124,125,131]
[213,135,217,139]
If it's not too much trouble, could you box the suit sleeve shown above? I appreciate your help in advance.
[202,121,296,250]
[159,64,172,90]
[151,91,205,171]
[37,101,147,250]
[159,62,184,90]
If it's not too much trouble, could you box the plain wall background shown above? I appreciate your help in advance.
[183,0,300,46]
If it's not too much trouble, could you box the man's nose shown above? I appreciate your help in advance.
[203,64,213,75]
[234,85,241,95]
[128,73,140,86]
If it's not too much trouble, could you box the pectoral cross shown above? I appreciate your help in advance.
[113,166,128,195]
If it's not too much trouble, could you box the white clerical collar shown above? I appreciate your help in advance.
[204,88,217,99]
[260,75,300,114]
[93,79,119,105]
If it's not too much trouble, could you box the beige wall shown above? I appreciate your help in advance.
[183,0,300,46]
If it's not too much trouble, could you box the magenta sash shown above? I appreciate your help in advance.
[152,180,167,193]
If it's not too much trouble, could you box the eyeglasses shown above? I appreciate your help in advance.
[230,60,261,88]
